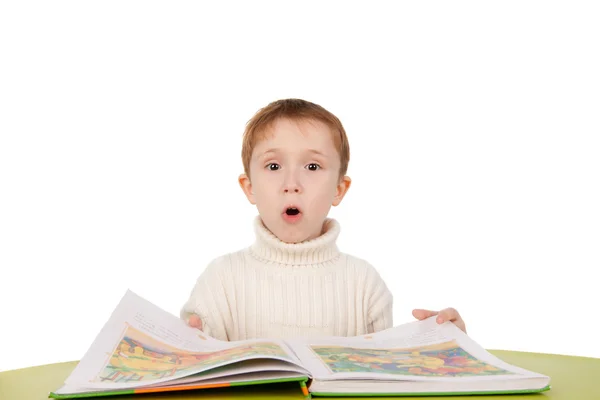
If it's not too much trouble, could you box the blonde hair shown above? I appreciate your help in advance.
[241,99,350,178]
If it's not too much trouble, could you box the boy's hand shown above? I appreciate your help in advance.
[412,308,466,333]
[187,314,203,330]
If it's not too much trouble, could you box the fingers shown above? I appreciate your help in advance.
[412,307,467,333]
[436,307,466,333]
[412,309,439,320]
[188,314,203,330]
[436,307,458,323]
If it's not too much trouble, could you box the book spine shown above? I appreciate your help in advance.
[300,380,310,399]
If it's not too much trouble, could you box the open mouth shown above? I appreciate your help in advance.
[285,207,300,216]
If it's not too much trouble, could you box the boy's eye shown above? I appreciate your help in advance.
[266,163,280,171]
[306,163,320,171]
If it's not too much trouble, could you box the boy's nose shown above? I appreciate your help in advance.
[283,171,303,193]
[283,179,302,194]
[283,185,301,193]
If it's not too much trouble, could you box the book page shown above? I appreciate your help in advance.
[286,316,549,382]
[63,290,308,390]
[144,359,310,387]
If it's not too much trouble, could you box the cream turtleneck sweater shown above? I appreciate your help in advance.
[180,217,393,341]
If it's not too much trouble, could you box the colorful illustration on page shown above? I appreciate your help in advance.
[311,340,514,377]
[95,325,289,383]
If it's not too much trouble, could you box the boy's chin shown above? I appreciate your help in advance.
[261,215,323,243]
[273,224,311,244]
[276,230,308,244]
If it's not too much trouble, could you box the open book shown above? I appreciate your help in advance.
[50,290,550,398]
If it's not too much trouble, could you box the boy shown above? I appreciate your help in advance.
[181,99,466,341]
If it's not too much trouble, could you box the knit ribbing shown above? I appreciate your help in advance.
[250,216,340,265]
[180,217,393,341]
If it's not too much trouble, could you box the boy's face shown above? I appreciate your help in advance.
[239,118,351,243]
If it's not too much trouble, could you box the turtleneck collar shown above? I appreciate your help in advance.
[249,216,341,266]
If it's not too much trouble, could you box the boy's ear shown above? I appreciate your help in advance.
[332,175,351,206]
[238,173,256,204]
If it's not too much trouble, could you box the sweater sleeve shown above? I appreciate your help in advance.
[365,265,394,333]
[180,256,233,341]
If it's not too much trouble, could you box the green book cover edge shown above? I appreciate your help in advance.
[309,384,551,397]
[48,376,309,399]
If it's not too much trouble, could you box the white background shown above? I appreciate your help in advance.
[1,1,599,372]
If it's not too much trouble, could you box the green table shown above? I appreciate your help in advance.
[1,350,599,399]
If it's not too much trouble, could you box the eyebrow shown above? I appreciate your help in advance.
[261,148,329,157]
[307,149,328,157]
